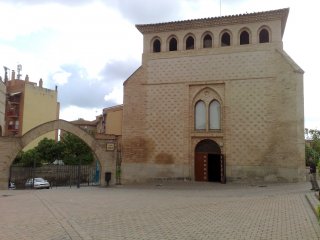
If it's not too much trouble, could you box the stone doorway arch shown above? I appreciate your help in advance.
[0,120,116,189]
[194,139,225,183]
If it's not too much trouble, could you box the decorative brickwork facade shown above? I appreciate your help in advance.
[122,8,305,183]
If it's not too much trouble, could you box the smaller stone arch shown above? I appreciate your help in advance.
[167,35,178,51]
[258,25,272,43]
[195,139,221,154]
[192,87,223,132]
[183,33,196,50]
[201,31,213,48]
[151,36,161,53]
[194,100,206,130]
[209,100,221,130]
[193,87,222,106]
[238,27,251,45]
[219,29,232,47]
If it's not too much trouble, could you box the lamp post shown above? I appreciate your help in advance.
[32,158,36,189]
[77,157,81,188]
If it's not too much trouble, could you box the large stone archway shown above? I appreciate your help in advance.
[0,119,116,189]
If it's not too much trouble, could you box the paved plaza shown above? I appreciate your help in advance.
[0,181,319,240]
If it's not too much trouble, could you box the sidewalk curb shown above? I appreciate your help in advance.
[305,192,319,218]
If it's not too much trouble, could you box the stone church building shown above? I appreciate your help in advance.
[122,8,305,184]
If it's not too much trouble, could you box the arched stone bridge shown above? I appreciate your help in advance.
[0,119,117,189]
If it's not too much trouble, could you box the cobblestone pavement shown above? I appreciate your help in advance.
[0,181,319,240]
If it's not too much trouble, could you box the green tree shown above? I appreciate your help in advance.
[35,138,65,164]
[60,132,94,165]
[13,133,94,166]
[19,149,42,167]
[305,128,320,165]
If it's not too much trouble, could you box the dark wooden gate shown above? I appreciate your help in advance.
[220,154,226,184]
[195,153,208,181]
[195,139,226,183]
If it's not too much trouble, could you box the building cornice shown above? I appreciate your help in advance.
[136,8,289,37]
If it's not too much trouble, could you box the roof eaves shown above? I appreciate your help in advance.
[136,8,289,34]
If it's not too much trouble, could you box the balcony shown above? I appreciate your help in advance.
[7,126,19,132]
[6,110,19,118]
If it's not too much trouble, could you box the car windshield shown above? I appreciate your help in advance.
[34,178,45,182]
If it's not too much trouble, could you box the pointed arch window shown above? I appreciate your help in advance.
[209,100,221,130]
[203,34,212,48]
[153,39,161,52]
[240,31,249,45]
[221,32,230,46]
[195,101,206,130]
[259,29,269,43]
[186,36,194,50]
[169,37,177,51]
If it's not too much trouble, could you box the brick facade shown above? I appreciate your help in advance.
[122,8,305,183]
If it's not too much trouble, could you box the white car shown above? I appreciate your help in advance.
[9,182,16,189]
[25,178,50,189]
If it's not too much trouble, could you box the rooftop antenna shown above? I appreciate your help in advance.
[17,64,22,80]
[220,0,222,16]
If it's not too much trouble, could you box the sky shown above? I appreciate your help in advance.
[0,0,319,129]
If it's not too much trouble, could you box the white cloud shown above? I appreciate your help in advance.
[0,0,319,129]
[60,105,101,121]
[104,86,123,105]
[51,70,71,86]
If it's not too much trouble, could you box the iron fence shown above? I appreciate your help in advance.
[10,163,100,189]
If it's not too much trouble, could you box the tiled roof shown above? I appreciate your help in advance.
[136,8,289,35]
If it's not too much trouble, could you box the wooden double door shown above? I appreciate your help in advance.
[195,153,226,183]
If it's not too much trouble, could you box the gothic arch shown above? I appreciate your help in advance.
[193,87,222,105]
[192,87,223,132]
[258,25,272,43]
[219,29,232,47]
[201,31,213,48]
[0,119,115,189]
[183,33,196,50]
[20,119,107,169]
[167,35,179,51]
[238,27,251,45]
[21,120,97,151]
[151,36,161,53]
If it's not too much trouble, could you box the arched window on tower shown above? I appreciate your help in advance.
[209,100,221,130]
[259,29,270,43]
[186,36,194,50]
[153,39,161,52]
[169,37,177,51]
[240,31,249,45]
[203,34,212,48]
[195,101,206,130]
[221,32,231,46]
